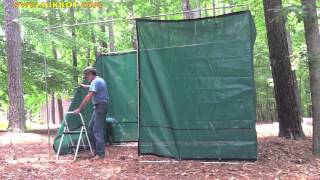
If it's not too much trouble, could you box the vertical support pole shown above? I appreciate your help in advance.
[136,22,140,155]
[43,29,51,158]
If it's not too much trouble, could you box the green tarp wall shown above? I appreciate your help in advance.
[53,52,138,154]
[95,52,138,142]
[137,11,257,159]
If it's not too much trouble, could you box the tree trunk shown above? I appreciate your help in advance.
[212,0,216,16]
[128,5,138,49]
[222,1,226,14]
[108,16,115,52]
[49,7,57,125]
[57,96,63,123]
[52,44,58,60]
[98,8,108,52]
[193,0,201,18]
[204,6,208,17]
[69,7,78,83]
[28,110,33,122]
[51,92,55,124]
[287,31,304,117]
[4,0,26,132]
[71,41,77,83]
[153,0,160,17]
[230,1,234,13]
[182,0,193,19]
[91,30,98,58]
[301,0,320,155]
[86,8,98,58]
[263,0,304,139]
[49,8,58,60]
[86,48,90,66]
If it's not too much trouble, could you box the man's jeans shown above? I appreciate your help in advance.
[89,103,108,157]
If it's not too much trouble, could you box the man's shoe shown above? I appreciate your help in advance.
[91,155,104,160]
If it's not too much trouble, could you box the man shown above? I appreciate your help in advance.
[73,66,109,160]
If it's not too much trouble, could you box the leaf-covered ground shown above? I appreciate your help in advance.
[0,123,319,179]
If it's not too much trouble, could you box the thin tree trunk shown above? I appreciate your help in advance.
[70,7,78,83]
[51,92,55,124]
[108,16,115,52]
[182,0,193,19]
[301,0,320,155]
[28,110,32,122]
[49,8,58,61]
[91,31,98,58]
[86,8,98,58]
[49,7,57,125]
[52,44,58,60]
[98,8,108,51]
[222,1,226,14]
[154,0,160,17]
[128,5,138,49]
[230,1,234,13]
[71,42,77,83]
[212,0,216,16]
[86,48,90,66]
[4,0,26,132]
[263,0,304,139]
[193,0,201,18]
[57,96,63,123]
[204,6,208,17]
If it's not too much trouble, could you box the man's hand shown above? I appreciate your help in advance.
[73,108,81,114]
[73,92,93,115]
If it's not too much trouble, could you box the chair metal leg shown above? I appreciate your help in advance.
[74,127,84,161]
[83,126,94,156]
[56,127,66,160]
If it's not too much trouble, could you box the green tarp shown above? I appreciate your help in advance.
[137,11,257,159]
[53,52,138,154]
[95,52,138,142]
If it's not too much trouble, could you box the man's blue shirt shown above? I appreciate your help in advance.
[89,76,109,105]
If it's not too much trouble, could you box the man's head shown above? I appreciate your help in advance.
[83,66,97,83]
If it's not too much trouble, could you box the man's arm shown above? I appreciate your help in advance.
[73,91,94,114]
[80,84,90,88]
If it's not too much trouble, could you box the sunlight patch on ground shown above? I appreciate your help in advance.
[0,120,60,131]
[4,153,76,165]
[256,122,312,137]
[5,157,48,164]
[99,167,122,178]
[0,132,48,145]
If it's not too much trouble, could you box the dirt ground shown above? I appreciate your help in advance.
[0,123,319,179]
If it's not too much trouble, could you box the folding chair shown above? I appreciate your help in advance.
[56,112,94,160]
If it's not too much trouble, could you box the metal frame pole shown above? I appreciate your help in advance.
[136,44,140,155]
[45,5,248,30]
[43,29,50,158]
[47,29,136,55]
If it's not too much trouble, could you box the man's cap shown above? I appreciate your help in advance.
[83,66,96,74]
